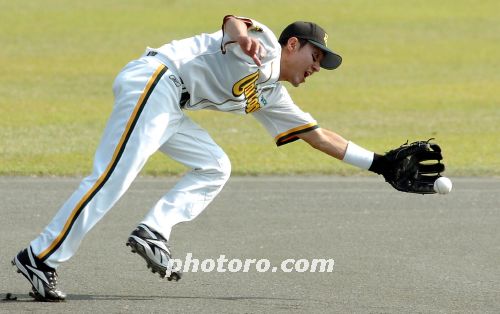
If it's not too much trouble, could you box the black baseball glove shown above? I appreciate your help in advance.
[369,139,445,194]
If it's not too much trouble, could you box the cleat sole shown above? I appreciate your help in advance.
[126,237,181,281]
[168,273,181,282]
[29,291,65,303]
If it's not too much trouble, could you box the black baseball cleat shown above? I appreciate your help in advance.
[12,248,66,302]
[126,224,182,281]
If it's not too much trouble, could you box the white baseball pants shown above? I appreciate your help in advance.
[30,56,231,268]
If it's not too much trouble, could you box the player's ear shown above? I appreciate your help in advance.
[286,37,299,52]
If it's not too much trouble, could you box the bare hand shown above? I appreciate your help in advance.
[236,35,262,66]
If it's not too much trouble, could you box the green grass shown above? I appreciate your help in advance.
[1,0,499,176]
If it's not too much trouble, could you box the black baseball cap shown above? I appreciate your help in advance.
[278,21,342,70]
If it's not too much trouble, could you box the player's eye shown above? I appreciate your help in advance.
[312,50,322,63]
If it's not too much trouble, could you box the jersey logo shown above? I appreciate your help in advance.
[250,26,263,32]
[232,70,261,113]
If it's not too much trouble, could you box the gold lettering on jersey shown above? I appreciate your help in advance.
[232,71,261,114]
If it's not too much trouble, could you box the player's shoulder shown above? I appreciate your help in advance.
[248,19,278,41]
[246,18,271,33]
[229,16,279,44]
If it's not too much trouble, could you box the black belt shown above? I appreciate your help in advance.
[179,91,189,108]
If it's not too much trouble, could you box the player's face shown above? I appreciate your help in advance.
[280,40,324,87]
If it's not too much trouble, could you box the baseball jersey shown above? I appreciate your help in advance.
[154,16,318,146]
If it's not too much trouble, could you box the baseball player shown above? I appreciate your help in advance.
[12,15,444,301]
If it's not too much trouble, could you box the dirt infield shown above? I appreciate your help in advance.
[1,177,499,313]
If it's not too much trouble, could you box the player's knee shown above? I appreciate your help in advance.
[216,153,232,183]
[193,153,231,185]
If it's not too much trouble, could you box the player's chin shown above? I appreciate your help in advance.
[287,74,306,87]
[291,77,305,87]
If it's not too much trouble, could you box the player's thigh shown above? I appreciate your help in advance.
[159,117,230,174]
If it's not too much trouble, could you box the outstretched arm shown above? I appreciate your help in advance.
[222,16,263,66]
[298,128,446,194]
[297,128,349,160]
[298,127,378,171]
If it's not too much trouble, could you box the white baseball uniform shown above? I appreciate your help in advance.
[30,16,318,268]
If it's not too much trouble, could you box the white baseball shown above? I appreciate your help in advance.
[434,177,452,194]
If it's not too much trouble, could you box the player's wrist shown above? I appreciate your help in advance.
[368,153,389,175]
[342,141,374,170]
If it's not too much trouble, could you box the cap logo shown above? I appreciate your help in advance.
[323,33,328,46]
